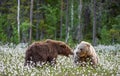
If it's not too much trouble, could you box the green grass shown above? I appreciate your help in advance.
[0,44,120,76]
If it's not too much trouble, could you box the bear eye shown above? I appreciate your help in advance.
[80,48,83,51]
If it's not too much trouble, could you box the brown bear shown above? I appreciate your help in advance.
[24,39,73,66]
[73,41,98,68]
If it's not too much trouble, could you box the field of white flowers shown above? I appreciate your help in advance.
[0,43,120,76]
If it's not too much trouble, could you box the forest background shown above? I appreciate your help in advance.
[0,0,120,45]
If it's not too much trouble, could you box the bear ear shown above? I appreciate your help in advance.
[60,44,66,48]
[81,41,91,47]
[45,39,51,42]
[86,43,90,47]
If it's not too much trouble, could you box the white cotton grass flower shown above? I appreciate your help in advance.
[95,44,120,52]
[0,61,4,73]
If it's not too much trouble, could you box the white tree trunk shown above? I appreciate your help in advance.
[65,0,69,43]
[17,0,20,42]
[71,0,74,29]
[76,0,83,42]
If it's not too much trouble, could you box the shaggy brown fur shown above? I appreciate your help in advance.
[24,39,73,66]
[74,41,98,68]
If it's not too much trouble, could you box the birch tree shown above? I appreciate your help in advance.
[71,0,74,29]
[76,0,83,42]
[65,0,69,43]
[17,0,20,42]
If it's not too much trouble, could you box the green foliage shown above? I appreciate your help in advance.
[0,14,8,43]
[43,4,59,38]
[45,5,58,26]
[10,27,19,44]
[0,0,120,44]
[39,20,48,30]
[109,15,120,43]
[100,26,111,44]
[20,21,30,32]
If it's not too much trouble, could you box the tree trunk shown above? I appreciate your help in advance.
[71,0,74,29]
[97,1,103,44]
[36,0,40,40]
[39,0,45,40]
[76,0,83,42]
[83,4,91,37]
[65,0,69,43]
[17,0,20,42]
[60,0,63,39]
[92,0,97,46]
[29,0,33,43]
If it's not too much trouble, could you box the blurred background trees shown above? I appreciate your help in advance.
[0,0,120,45]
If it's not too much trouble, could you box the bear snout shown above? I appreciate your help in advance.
[76,51,80,55]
